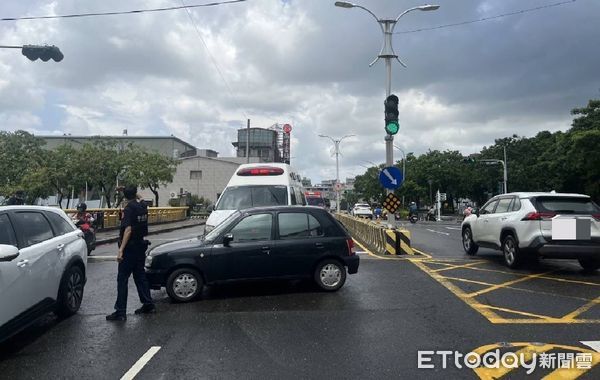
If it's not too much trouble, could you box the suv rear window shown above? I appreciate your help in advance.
[534,196,600,214]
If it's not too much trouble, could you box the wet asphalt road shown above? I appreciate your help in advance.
[1,225,599,379]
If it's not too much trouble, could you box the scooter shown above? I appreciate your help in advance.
[409,213,418,224]
[75,219,96,254]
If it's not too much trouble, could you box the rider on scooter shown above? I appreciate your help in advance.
[74,203,95,226]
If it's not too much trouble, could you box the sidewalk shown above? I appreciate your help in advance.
[95,218,206,246]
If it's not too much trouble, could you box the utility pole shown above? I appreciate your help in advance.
[246,119,250,163]
[319,134,355,213]
[503,145,508,193]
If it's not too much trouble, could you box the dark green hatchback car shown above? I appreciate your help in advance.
[145,206,359,302]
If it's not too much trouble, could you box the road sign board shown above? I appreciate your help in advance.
[283,124,292,134]
[382,193,401,214]
[378,166,403,189]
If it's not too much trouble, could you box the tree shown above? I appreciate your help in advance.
[571,99,600,132]
[120,147,177,207]
[0,130,48,203]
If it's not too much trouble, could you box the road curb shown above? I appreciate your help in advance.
[95,221,205,246]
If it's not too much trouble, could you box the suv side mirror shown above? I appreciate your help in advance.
[0,244,19,262]
[212,205,216,211]
[223,233,233,247]
[474,208,480,217]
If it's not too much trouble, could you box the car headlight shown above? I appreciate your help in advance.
[145,254,153,268]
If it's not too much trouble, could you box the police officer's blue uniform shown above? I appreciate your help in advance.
[113,200,153,316]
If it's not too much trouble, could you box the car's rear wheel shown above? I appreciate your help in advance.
[462,227,478,256]
[502,235,522,268]
[578,259,600,272]
[166,268,203,303]
[314,259,346,292]
[55,265,85,318]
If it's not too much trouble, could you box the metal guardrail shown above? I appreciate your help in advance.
[64,207,189,230]
[335,213,413,255]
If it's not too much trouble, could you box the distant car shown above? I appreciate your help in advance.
[461,192,600,270]
[0,206,87,342]
[145,206,359,302]
[351,203,373,219]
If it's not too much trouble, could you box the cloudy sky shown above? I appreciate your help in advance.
[1,0,598,183]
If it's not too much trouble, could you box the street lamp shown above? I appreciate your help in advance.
[334,2,439,192]
[480,158,508,194]
[319,134,355,213]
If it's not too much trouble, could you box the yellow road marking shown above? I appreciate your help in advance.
[453,265,600,287]
[561,296,600,321]
[411,259,503,321]
[442,276,496,287]
[430,261,484,273]
[480,305,563,321]
[466,271,556,298]
[411,247,432,259]
[474,344,555,380]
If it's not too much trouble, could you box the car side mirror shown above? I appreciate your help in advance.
[474,208,480,217]
[212,205,216,211]
[0,244,19,262]
[223,233,233,247]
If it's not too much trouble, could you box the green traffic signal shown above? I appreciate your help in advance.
[384,94,399,135]
[385,121,399,135]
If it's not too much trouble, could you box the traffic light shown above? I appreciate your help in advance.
[384,94,399,135]
[21,45,64,62]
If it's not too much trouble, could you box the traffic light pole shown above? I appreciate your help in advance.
[385,57,393,194]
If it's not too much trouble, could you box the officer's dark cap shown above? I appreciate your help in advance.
[123,185,137,200]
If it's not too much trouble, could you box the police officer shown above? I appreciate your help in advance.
[106,185,155,321]
[6,190,25,205]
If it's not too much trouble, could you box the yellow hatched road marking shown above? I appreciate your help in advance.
[561,296,600,321]
[430,261,485,273]
[466,271,556,298]
[453,265,600,287]
[480,305,563,321]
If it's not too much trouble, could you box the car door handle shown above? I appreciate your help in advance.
[261,246,270,254]
[501,217,508,221]
[57,244,65,251]
[315,243,324,249]
[17,259,29,268]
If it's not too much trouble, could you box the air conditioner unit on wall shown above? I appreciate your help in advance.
[169,191,177,199]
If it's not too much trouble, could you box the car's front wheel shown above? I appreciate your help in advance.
[578,259,600,272]
[55,265,85,318]
[502,235,523,268]
[166,268,203,303]
[462,226,478,256]
[314,259,346,292]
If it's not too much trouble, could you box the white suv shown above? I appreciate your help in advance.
[351,203,373,219]
[0,206,88,342]
[461,192,600,270]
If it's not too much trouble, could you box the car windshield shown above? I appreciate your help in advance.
[355,204,370,208]
[216,186,288,211]
[535,197,600,214]
[204,210,241,242]
[306,197,325,207]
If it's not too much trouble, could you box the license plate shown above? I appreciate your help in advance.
[551,217,591,240]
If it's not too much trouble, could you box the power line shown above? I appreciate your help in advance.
[179,0,248,120]
[394,0,577,34]
[0,0,246,22]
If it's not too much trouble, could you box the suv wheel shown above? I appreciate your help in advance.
[55,266,85,318]
[166,268,203,303]
[314,259,346,292]
[578,259,600,272]
[502,235,522,269]
[462,227,479,256]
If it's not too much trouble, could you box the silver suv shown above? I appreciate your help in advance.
[461,192,600,270]
[0,206,88,342]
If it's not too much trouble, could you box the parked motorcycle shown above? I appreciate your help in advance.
[409,214,418,224]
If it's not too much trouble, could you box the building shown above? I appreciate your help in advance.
[38,134,261,207]
[232,127,283,163]
[41,135,197,159]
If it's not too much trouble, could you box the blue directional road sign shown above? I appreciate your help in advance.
[379,166,403,189]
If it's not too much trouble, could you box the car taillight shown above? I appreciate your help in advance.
[521,212,556,221]
[346,238,355,256]
[237,167,284,176]
[593,213,600,221]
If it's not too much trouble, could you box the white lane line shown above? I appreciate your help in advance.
[445,227,462,230]
[426,228,450,236]
[581,341,600,353]
[121,346,161,380]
